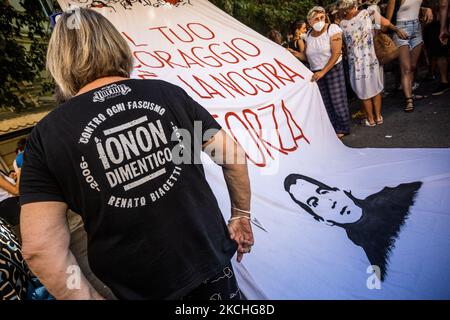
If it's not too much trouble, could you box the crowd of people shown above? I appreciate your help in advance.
[268,0,450,138]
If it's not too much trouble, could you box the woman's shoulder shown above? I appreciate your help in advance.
[328,23,343,35]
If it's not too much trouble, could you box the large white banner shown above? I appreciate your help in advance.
[58,0,450,299]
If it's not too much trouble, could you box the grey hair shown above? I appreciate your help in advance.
[307,6,326,22]
[338,0,358,11]
[46,8,133,101]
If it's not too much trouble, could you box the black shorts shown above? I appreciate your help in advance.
[182,262,244,300]
[424,21,449,58]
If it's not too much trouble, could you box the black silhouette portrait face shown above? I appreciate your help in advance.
[284,174,423,281]
[285,175,363,225]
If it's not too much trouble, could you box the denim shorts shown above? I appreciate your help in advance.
[393,19,423,50]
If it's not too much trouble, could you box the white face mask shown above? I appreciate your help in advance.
[312,21,325,32]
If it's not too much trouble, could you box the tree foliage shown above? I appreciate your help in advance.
[0,0,56,113]
[210,0,335,36]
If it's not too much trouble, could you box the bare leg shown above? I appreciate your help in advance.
[410,43,424,97]
[437,56,449,84]
[372,93,382,122]
[431,57,437,78]
[362,98,375,125]
[398,45,414,111]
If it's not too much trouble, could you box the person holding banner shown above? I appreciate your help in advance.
[292,6,350,138]
[19,8,253,300]
[338,0,408,126]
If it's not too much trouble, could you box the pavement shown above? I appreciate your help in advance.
[342,74,450,149]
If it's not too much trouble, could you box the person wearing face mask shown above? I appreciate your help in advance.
[283,173,422,281]
[339,0,408,126]
[289,6,350,139]
[291,20,308,53]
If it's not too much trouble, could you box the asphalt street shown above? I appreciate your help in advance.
[342,75,450,148]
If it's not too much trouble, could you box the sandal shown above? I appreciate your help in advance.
[375,116,383,125]
[362,119,376,127]
[404,97,414,113]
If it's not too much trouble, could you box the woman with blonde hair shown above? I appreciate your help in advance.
[19,8,253,300]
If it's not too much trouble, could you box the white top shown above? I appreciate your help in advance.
[397,0,422,21]
[0,173,15,203]
[305,24,343,72]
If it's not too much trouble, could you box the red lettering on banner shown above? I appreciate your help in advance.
[169,24,195,43]
[209,74,244,98]
[225,111,268,167]
[193,75,226,98]
[242,67,274,93]
[122,32,148,47]
[186,23,216,40]
[191,46,223,67]
[177,75,213,99]
[178,49,205,68]
[226,71,258,96]
[153,51,187,69]
[281,99,310,146]
[275,58,305,81]
[133,51,165,68]
[148,26,174,44]
[218,99,309,167]
[149,23,216,45]
[231,38,261,57]
[136,70,158,79]
[208,43,240,64]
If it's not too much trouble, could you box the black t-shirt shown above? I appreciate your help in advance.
[20,79,237,299]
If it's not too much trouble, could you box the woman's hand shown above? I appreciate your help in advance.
[396,28,408,40]
[440,28,449,45]
[420,7,433,24]
[228,217,254,263]
[311,70,325,82]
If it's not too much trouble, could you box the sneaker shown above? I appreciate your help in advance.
[432,83,450,96]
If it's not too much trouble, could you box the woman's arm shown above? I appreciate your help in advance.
[420,7,434,24]
[288,47,307,61]
[440,0,449,44]
[379,13,409,39]
[386,0,396,21]
[202,129,253,263]
[311,31,343,82]
[296,38,306,53]
[21,201,104,300]
[0,174,19,195]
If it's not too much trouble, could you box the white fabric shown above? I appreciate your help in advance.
[397,0,422,22]
[340,8,384,99]
[0,173,15,203]
[58,0,450,299]
[305,24,343,71]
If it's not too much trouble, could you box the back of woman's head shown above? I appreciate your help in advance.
[267,29,283,44]
[46,8,133,101]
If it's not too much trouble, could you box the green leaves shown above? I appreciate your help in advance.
[0,0,56,113]
[210,0,335,36]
